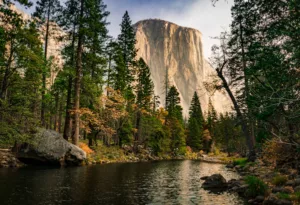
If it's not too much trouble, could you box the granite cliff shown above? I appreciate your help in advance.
[135,19,231,116]
[4,4,231,116]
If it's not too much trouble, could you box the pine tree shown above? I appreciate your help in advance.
[134,58,154,141]
[166,86,183,122]
[116,11,137,101]
[187,92,204,151]
[136,58,154,110]
[165,86,186,155]
[33,0,62,126]
[60,0,80,140]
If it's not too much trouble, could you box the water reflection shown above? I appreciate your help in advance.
[0,160,244,205]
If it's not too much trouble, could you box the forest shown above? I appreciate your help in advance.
[1,0,300,204]
[0,0,300,165]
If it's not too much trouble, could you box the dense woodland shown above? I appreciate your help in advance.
[0,0,300,161]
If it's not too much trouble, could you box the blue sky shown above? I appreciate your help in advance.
[18,0,233,58]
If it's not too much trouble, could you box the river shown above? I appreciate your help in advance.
[0,160,245,205]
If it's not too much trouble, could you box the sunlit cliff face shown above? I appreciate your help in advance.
[135,19,232,116]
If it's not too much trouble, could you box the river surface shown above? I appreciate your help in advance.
[0,160,245,205]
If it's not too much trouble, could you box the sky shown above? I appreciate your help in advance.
[18,0,234,58]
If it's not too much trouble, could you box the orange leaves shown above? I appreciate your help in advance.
[79,142,94,155]
[156,107,168,124]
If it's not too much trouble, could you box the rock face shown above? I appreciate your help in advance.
[135,19,231,116]
[16,129,86,166]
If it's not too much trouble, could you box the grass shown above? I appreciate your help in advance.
[277,192,291,200]
[233,158,248,167]
[291,192,300,203]
[245,176,269,197]
[272,175,288,186]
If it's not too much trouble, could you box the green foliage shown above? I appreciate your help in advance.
[233,158,248,167]
[0,6,44,143]
[136,58,154,110]
[165,86,186,155]
[166,86,183,122]
[118,120,133,146]
[245,176,268,197]
[187,92,204,151]
[114,10,137,101]
[291,192,300,203]
[148,126,170,156]
[272,175,288,186]
[276,193,290,200]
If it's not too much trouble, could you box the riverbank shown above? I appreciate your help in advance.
[224,158,300,205]
[79,141,238,165]
[0,140,235,168]
[0,149,24,168]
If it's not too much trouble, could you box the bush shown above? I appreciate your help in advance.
[277,192,290,200]
[245,176,268,197]
[79,142,94,155]
[233,158,248,167]
[272,175,288,186]
[291,192,300,203]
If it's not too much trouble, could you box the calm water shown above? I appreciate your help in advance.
[0,160,244,205]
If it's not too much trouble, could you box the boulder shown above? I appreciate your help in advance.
[16,129,86,166]
[202,174,228,191]
[294,186,300,192]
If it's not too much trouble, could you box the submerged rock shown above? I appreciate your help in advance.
[16,129,86,166]
[202,174,228,191]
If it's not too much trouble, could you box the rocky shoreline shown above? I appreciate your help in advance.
[201,159,300,205]
[0,149,24,168]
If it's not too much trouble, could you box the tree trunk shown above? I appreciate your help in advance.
[216,68,256,161]
[63,22,76,140]
[73,0,84,146]
[106,54,112,96]
[58,98,63,133]
[41,5,51,126]
[135,110,141,142]
[54,93,59,131]
[0,41,14,100]
[239,20,256,147]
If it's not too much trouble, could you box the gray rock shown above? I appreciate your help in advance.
[16,129,86,166]
[226,164,234,168]
[272,187,293,194]
[295,178,300,186]
[255,195,265,202]
[294,185,300,192]
[202,174,227,190]
[285,180,295,186]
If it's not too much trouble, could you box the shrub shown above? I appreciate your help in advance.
[79,142,94,155]
[245,176,268,197]
[291,192,300,203]
[277,192,290,200]
[233,158,248,167]
[272,175,288,186]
